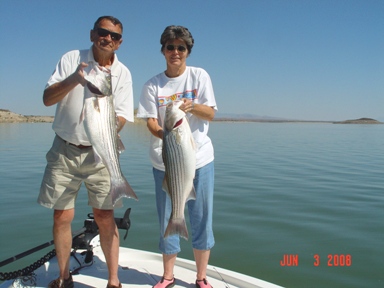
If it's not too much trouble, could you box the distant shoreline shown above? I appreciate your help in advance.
[0,109,382,124]
[0,109,54,123]
[331,117,383,124]
[213,118,332,123]
[213,117,382,124]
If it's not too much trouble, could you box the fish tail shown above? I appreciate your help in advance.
[164,218,189,240]
[187,186,197,201]
[111,177,138,206]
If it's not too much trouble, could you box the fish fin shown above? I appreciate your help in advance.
[164,218,188,240]
[79,103,86,124]
[162,176,171,197]
[111,176,139,206]
[176,130,182,144]
[117,137,125,154]
[184,117,196,150]
[91,148,103,165]
[92,97,100,112]
[190,134,197,151]
[187,185,197,201]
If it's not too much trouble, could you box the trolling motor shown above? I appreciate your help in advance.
[0,208,132,281]
[72,208,131,263]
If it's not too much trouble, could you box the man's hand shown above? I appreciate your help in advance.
[75,62,89,86]
[116,116,126,133]
[43,62,89,106]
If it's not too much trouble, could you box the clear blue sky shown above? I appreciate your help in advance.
[0,0,383,121]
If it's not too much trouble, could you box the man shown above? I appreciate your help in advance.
[38,16,133,288]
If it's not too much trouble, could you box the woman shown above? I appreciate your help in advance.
[137,25,217,288]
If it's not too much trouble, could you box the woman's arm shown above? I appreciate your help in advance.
[180,99,215,121]
[147,118,164,139]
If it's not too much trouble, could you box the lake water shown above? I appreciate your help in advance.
[0,122,383,288]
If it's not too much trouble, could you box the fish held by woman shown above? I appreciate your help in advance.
[162,100,196,240]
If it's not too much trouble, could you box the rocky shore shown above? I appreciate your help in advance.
[0,109,54,123]
[0,109,147,124]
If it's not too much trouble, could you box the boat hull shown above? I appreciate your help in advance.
[0,241,283,288]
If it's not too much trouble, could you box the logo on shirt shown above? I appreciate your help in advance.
[158,89,197,107]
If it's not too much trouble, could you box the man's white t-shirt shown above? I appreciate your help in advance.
[48,48,134,146]
[137,66,217,171]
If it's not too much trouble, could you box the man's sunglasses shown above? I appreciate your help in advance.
[95,28,122,41]
[166,44,187,52]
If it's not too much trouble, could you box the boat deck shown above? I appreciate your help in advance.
[1,245,283,288]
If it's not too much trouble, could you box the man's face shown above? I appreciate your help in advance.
[91,19,123,54]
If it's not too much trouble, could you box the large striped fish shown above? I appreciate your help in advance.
[162,100,196,240]
[82,64,138,206]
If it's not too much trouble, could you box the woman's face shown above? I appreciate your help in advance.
[163,38,189,69]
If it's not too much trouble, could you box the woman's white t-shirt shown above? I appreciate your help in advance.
[137,66,217,171]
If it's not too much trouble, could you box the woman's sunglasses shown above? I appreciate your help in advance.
[166,44,187,52]
[95,28,122,41]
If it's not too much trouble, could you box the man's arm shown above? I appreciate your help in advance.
[116,116,126,133]
[43,62,88,106]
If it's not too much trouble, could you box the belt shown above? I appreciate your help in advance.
[57,135,92,149]
[69,143,92,149]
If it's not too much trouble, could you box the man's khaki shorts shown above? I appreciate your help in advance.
[38,135,122,210]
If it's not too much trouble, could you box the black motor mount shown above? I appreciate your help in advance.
[72,208,131,250]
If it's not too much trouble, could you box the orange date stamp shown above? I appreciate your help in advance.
[280,254,352,266]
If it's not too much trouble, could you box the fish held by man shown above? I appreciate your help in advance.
[82,64,138,205]
[162,100,196,240]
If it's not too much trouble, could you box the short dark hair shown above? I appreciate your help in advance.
[160,25,194,54]
[93,16,123,32]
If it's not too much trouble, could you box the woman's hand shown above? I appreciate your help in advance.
[180,98,195,113]
[180,98,215,121]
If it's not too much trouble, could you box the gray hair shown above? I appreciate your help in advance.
[93,16,123,32]
[160,25,194,54]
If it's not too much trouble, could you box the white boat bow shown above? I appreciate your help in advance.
[0,210,283,288]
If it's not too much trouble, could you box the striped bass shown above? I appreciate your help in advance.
[162,100,196,240]
[82,64,138,206]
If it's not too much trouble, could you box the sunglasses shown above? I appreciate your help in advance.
[166,44,187,52]
[95,28,122,41]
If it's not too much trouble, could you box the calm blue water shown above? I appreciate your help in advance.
[0,122,383,288]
